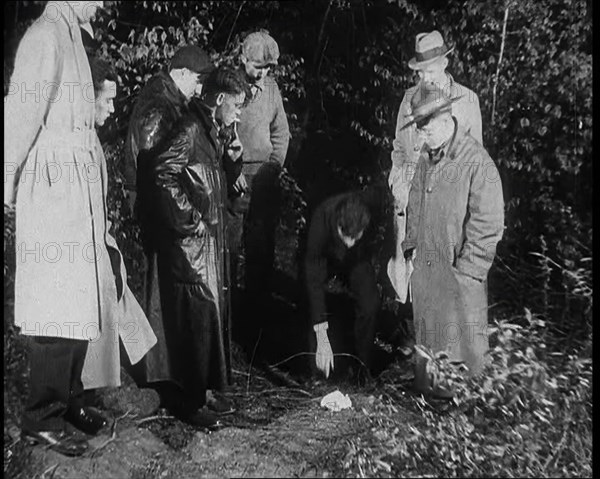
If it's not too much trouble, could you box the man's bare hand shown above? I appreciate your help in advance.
[315,329,334,378]
[233,173,248,194]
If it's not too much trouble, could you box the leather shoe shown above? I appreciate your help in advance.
[65,407,108,435]
[206,390,236,416]
[176,407,221,430]
[22,429,89,457]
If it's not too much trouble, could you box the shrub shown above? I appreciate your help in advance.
[343,310,592,478]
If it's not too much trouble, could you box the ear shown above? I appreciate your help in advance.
[216,92,225,106]
[441,56,449,70]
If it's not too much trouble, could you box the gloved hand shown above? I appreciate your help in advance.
[404,247,415,261]
[315,325,334,378]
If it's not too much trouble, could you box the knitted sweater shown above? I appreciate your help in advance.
[237,74,290,177]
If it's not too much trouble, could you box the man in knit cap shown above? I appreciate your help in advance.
[229,30,291,368]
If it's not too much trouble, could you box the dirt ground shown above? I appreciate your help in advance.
[4,219,416,479]
[5,353,416,479]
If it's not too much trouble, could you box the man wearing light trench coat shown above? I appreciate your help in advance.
[80,52,158,392]
[4,1,155,455]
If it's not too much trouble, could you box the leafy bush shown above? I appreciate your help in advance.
[343,310,592,477]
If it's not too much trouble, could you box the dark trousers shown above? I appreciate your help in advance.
[228,163,281,354]
[244,163,281,302]
[22,336,88,432]
[308,261,380,376]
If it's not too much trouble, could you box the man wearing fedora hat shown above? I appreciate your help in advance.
[400,84,503,398]
[387,30,483,339]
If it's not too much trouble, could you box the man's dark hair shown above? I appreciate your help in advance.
[88,56,118,95]
[336,194,371,239]
[202,66,251,102]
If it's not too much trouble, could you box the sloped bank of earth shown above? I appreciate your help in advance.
[7,368,418,479]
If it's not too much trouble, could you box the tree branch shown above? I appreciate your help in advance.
[225,0,246,50]
[491,1,510,128]
[312,0,335,69]
[302,0,335,131]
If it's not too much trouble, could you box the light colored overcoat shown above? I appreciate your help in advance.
[81,135,157,389]
[402,125,504,375]
[4,2,157,375]
[388,75,482,302]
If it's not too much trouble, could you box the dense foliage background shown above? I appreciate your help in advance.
[4,1,592,477]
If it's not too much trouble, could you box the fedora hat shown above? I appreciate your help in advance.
[401,84,461,130]
[408,30,454,70]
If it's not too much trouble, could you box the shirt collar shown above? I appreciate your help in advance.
[427,117,458,163]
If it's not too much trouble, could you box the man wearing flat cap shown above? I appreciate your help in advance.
[401,84,504,398]
[228,31,291,369]
[125,45,224,421]
[388,31,483,309]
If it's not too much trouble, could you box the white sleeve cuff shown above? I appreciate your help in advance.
[313,322,329,333]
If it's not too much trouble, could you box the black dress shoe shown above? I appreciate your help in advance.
[22,429,89,457]
[206,391,236,416]
[65,407,108,435]
[175,407,221,430]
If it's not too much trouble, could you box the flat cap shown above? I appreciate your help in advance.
[242,31,280,66]
[170,45,214,74]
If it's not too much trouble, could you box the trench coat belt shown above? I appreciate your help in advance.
[36,127,96,151]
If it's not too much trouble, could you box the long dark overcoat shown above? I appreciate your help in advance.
[141,100,231,400]
[403,124,504,375]
[125,71,190,382]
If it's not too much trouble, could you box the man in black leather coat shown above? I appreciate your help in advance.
[124,46,214,408]
[143,67,246,428]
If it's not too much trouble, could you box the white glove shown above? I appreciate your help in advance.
[314,323,334,378]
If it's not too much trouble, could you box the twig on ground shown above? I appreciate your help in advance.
[543,427,569,470]
[232,368,270,383]
[136,415,176,426]
[253,387,312,397]
[40,463,59,479]
[270,352,315,368]
[90,409,133,457]
[246,328,264,395]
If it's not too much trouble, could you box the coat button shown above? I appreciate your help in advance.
[427,261,431,266]
[414,145,420,152]
[426,187,432,193]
